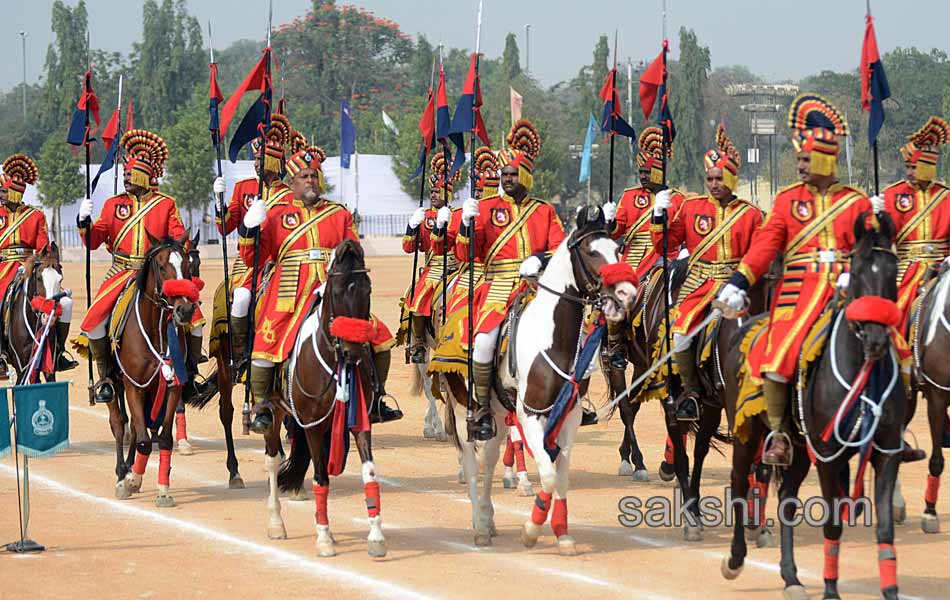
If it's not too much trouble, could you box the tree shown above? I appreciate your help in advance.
[37,132,83,243]
[668,27,711,193]
[38,1,89,151]
[502,33,521,82]
[162,91,215,226]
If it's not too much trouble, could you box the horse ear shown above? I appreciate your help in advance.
[50,241,59,258]
[178,228,191,249]
[588,205,605,230]
[854,211,870,242]
[877,210,896,243]
[192,230,200,247]
[575,204,589,229]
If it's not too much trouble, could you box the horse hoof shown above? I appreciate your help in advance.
[520,521,541,548]
[228,476,245,490]
[756,528,775,548]
[489,523,498,537]
[367,539,387,558]
[125,474,142,494]
[783,584,808,600]
[457,468,465,484]
[316,540,336,558]
[922,513,940,534]
[632,469,650,482]
[503,472,517,489]
[720,555,743,580]
[176,439,194,456]
[289,488,309,502]
[517,481,534,497]
[893,504,906,525]
[155,495,176,508]
[474,532,492,546]
[114,481,132,500]
[423,426,436,439]
[268,523,288,540]
[435,431,448,442]
[684,523,703,542]
[658,461,675,482]
[557,535,577,556]
[618,460,635,477]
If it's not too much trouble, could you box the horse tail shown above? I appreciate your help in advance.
[277,421,310,493]
[409,363,425,397]
[684,420,733,455]
[182,371,218,410]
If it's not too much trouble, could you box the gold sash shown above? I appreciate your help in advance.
[686,203,751,270]
[0,207,38,253]
[274,204,343,312]
[483,200,541,266]
[895,187,950,246]
[112,195,165,256]
[784,190,862,260]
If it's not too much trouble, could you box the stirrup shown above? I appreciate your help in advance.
[370,393,403,424]
[674,392,700,422]
[762,430,792,467]
[467,405,496,441]
[89,377,116,405]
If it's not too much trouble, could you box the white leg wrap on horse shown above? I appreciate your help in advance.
[87,321,108,340]
[252,359,275,369]
[190,326,203,338]
[58,296,73,323]
[764,372,788,383]
[473,325,501,364]
[232,287,251,317]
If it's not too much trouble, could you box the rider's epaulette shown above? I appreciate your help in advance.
[883,180,907,194]
[528,197,550,206]
[836,183,867,197]
[775,181,806,198]
[150,191,175,203]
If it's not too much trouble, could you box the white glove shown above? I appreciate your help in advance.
[835,272,850,289]
[462,198,479,226]
[436,206,452,228]
[78,197,94,222]
[602,201,617,222]
[409,207,426,228]
[677,247,690,260]
[870,194,885,214]
[243,197,266,229]
[653,189,673,217]
[519,255,542,278]
[213,176,226,196]
[716,283,746,310]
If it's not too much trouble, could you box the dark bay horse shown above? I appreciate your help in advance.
[722,212,906,600]
[266,239,386,558]
[2,244,67,383]
[109,234,201,508]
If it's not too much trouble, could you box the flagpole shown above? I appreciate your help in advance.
[607,31,618,207]
[868,0,880,197]
[83,31,95,406]
[466,1,483,440]
[245,2,272,406]
[112,75,123,195]
[659,1,675,419]
[209,20,235,380]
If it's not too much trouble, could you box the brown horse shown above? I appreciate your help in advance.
[910,259,950,534]
[109,234,200,507]
[1,244,67,383]
[722,212,906,600]
[264,239,386,558]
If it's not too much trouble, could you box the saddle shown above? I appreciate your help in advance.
[108,279,141,353]
[0,272,25,347]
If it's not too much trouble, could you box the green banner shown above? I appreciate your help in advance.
[13,381,69,458]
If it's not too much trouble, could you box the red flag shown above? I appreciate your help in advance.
[860,14,882,112]
[219,49,270,137]
[418,88,435,147]
[78,70,101,132]
[208,62,223,103]
[639,48,665,120]
[101,108,120,149]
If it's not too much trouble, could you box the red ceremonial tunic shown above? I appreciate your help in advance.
[654,195,763,335]
[883,179,950,333]
[735,182,872,380]
[611,186,686,280]
[456,194,565,336]
[0,204,50,301]
[241,196,392,363]
[402,207,458,316]
[80,191,201,332]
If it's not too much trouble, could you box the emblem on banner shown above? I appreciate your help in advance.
[31,400,54,437]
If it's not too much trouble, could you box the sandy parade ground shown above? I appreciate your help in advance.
[1,255,948,600]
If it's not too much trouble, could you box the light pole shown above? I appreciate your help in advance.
[524,24,531,74]
[19,30,28,118]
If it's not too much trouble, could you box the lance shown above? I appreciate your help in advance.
[466,0,484,439]
[441,139,449,327]
[867,0,881,197]
[608,30,618,208]
[83,31,95,404]
[209,20,236,379]
[244,1,273,405]
[113,75,123,195]
[659,1,675,419]
[404,55,436,361]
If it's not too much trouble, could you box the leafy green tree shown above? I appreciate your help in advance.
[502,33,521,82]
[668,27,711,193]
[162,91,214,226]
[38,1,89,152]
[37,131,83,242]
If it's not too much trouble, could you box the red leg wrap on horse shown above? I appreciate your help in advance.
[364,482,381,518]
[823,538,840,580]
[531,490,553,525]
[878,543,897,591]
[925,474,940,505]
[158,449,172,486]
[313,484,329,526]
[664,436,674,464]
[503,436,515,467]
[551,498,568,537]
[746,475,767,527]
[514,441,527,473]
[175,412,187,442]
[132,451,150,476]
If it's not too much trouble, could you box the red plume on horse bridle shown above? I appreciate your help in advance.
[31,296,63,317]
[330,316,377,344]
[191,277,205,292]
[845,295,901,328]
[162,279,200,303]
[598,263,637,287]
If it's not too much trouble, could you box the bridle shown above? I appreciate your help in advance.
[845,243,898,343]
[142,242,190,312]
[533,227,610,307]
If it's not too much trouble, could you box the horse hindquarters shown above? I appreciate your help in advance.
[923,387,949,533]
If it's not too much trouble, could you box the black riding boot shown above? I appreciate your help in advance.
[371,350,402,423]
[230,315,249,374]
[54,321,78,371]
[605,320,627,370]
[472,361,495,441]
[89,336,116,403]
[249,364,276,434]
[409,315,428,364]
[673,344,700,422]
[183,333,215,403]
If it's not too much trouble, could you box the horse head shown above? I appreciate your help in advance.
[188,230,201,279]
[24,242,64,303]
[847,210,898,361]
[324,239,372,365]
[567,204,636,322]
[143,231,198,327]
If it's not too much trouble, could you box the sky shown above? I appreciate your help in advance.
[4,1,950,92]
